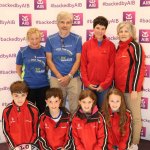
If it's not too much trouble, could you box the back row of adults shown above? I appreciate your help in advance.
[16,11,145,150]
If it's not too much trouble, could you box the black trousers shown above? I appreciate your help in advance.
[27,86,50,114]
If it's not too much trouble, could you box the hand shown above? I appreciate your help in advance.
[131,91,138,101]
[58,75,70,87]
[96,86,104,92]
[61,148,65,150]
[88,84,98,90]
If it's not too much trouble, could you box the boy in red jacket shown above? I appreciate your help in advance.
[38,88,72,150]
[2,81,39,150]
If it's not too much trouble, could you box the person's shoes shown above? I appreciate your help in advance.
[128,144,138,150]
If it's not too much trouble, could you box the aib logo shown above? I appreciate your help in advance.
[86,0,98,9]
[123,12,135,24]
[140,0,150,7]
[40,30,47,42]
[145,65,150,77]
[141,127,146,137]
[19,14,32,26]
[141,97,148,109]
[86,30,94,41]
[72,13,83,26]
[34,0,46,10]
[139,30,150,43]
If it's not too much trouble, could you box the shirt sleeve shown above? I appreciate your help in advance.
[2,108,15,149]
[30,108,39,144]
[130,42,145,91]
[38,116,52,150]
[63,122,72,149]
[80,42,91,87]
[76,36,82,53]
[118,112,132,150]
[94,114,107,150]
[45,37,53,53]
[16,49,23,65]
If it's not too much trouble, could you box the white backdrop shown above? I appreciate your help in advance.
[0,0,150,143]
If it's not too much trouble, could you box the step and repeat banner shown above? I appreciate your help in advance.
[0,0,150,142]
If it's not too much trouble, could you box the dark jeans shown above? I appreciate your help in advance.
[27,86,50,114]
[94,88,110,109]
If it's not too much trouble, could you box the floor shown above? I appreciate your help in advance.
[0,139,150,150]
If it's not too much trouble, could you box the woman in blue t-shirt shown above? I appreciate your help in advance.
[16,27,49,114]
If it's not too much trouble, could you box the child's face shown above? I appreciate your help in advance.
[46,96,61,112]
[79,97,94,113]
[12,92,27,106]
[108,94,121,112]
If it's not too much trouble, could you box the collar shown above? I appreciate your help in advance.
[12,100,28,112]
[92,35,107,42]
[118,37,133,48]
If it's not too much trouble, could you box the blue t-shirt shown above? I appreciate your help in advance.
[16,46,49,88]
[45,32,82,77]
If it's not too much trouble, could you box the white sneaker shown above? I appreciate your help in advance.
[128,144,138,150]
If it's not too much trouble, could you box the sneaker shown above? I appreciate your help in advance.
[128,144,138,150]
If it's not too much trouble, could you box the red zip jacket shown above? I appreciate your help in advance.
[81,36,116,90]
[72,106,107,150]
[2,100,39,149]
[105,109,132,150]
[115,38,145,92]
[38,107,72,150]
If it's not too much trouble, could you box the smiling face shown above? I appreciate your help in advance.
[118,25,132,42]
[46,96,61,113]
[57,18,72,37]
[79,97,94,113]
[108,94,121,112]
[93,24,106,41]
[28,32,41,49]
[12,93,27,106]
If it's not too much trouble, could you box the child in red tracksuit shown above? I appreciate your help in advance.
[38,88,72,150]
[102,88,132,150]
[72,90,107,150]
[2,81,39,150]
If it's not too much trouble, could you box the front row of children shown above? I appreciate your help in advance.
[2,81,132,150]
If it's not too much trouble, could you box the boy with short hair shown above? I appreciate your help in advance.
[2,81,39,149]
[38,88,72,150]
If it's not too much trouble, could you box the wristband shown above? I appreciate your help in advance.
[68,73,73,79]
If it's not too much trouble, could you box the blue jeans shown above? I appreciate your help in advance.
[94,88,110,108]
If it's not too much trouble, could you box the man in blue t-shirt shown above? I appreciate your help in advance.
[45,11,82,114]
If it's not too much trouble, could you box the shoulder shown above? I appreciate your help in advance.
[19,46,28,53]
[39,112,46,121]
[61,107,70,115]
[3,103,13,113]
[47,33,59,40]
[129,40,141,50]
[27,101,39,112]
[70,32,82,40]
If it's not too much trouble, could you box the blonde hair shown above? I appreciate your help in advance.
[57,11,73,23]
[117,21,136,40]
[26,27,41,41]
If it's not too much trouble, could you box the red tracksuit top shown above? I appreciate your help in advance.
[81,36,116,90]
[105,109,132,150]
[114,37,145,92]
[72,106,107,150]
[38,107,72,150]
[2,100,39,149]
